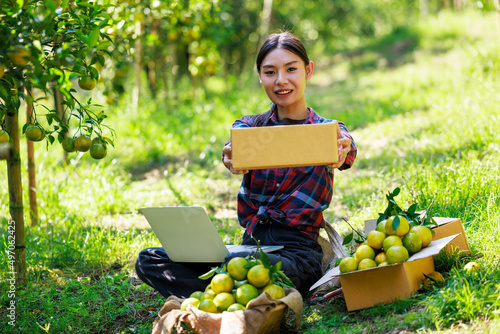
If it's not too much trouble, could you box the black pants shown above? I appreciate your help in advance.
[135,222,323,298]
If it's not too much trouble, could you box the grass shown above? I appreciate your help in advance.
[1,8,500,334]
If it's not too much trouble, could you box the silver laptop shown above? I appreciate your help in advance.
[140,206,283,263]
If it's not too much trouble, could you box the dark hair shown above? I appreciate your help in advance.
[256,32,310,72]
[252,32,310,127]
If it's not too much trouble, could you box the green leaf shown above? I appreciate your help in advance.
[87,26,100,49]
[198,268,216,280]
[58,132,65,143]
[259,249,271,268]
[48,134,55,144]
[392,187,401,197]
[377,213,388,223]
[335,258,343,267]
[342,232,353,246]
[408,203,418,215]
[392,215,400,231]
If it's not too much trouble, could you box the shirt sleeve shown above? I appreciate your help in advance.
[338,121,357,171]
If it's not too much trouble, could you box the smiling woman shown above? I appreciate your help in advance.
[135,31,358,299]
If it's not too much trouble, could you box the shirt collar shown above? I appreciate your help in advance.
[266,105,319,125]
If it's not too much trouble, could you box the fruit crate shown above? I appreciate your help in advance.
[310,234,458,311]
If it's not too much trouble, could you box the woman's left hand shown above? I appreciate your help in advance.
[327,123,352,170]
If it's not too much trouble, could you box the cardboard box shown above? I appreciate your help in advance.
[231,123,338,170]
[310,234,458,311]
[364,217,470,254]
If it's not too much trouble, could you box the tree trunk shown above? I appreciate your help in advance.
[419,0,429,19]
[132,18,143,111]
[259,0,273,47]
[5,108,27,286]
[493,0,500,33]
[26,88,38,226]
[53,87,68,163]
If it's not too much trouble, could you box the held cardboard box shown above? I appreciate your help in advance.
[364,217,470,254]
[310,234,459,311]
[230,122,338,170]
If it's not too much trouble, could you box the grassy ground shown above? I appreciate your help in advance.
[1,9,500,334]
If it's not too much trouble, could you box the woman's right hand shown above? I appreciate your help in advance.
[222,142,249,174]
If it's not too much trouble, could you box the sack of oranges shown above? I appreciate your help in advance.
[150,245,303,334]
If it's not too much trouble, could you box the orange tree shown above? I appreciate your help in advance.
[0,0,114,285]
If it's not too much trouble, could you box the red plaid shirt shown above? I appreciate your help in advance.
[224,107,357,240]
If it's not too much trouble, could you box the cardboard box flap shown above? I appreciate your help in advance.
[309,234,459,291]
[407,234,458,261]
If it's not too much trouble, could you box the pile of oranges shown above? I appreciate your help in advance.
[339,215,434,273]
[180,256,292,313]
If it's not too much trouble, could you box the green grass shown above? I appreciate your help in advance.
[1,8,500,334]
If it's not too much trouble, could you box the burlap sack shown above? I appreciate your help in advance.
[151,287,303,334]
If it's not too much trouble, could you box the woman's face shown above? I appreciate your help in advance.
[258,48,313,114]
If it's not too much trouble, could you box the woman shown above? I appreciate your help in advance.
[135,32,357,298]
[221,32,357,295]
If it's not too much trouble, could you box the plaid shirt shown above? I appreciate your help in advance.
[225,107,357,240]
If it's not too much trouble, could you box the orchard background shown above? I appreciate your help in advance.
[1,0,500,333]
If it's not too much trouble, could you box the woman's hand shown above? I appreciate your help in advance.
[222,142,249,174]
[328,122,352,170]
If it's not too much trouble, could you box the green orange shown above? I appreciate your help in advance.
[385,216,410,237]
[227,257,250,281]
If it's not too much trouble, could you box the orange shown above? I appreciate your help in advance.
[227,257,249,281]
[367,230,386,250]
[200,290,215,301]
[25,125,45,141]
[189,291,204,300]
[386,245,409,264]
[78,75,97,90]
[358,258,377,270]
[374,252,387,265]
[90,143,107,159]
[403,233,422,254]
[385,216,410,237]
[354,245,375,262]
[410,225,433,247]
[7,46,30,66]
[262,284,286,300]
[376,220,387,233]
[227,303,246,312]
[234,280,248,288]
[180,297,200,311]
[382,235,403,251]
[423,271,444,288]
[235,283,259,306]
[0,64,5,79]
[62,137,76,152]
[213,292,235,312]
[74,134,92,152]
[339,257,358,273]
[198,299,217,313]
[464,261,480,274]
[378,262,388,267]
[247,265,270,288]
[211,273,234,294]
[0,129,9,143]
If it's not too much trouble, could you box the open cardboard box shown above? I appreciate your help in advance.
[230,122,338,170]
[365,217,470,254]
[310,234,459,311]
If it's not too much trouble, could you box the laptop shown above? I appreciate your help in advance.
[139,206,283,263]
